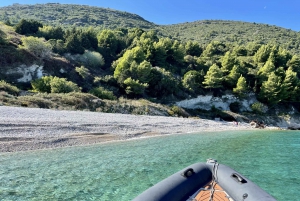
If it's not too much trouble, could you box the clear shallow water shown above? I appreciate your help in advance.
[0,130,299,201]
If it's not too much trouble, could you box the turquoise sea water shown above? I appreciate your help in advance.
[0,130,299,201]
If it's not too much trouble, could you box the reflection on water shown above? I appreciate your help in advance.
[0,130,299,200]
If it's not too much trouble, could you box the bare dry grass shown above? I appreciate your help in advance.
[0,91,176,116]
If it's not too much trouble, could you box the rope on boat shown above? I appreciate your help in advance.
[206,159,234,201]
[209,160,219,201]
[189,159,235,201]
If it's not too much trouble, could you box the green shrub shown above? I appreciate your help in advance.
[124,77,148,95]
[168,105,189,117]
[0,80,20,96]
[0,28,7,45]
[27,92,98,110]
[31,76,53,93]
[19,36,52,58]
[60,94,87,109]
[182,70,204,92]
[94,75,118,87]
[67,92,98,103]
[50,77,81,93]
[251,102,268,114]
[89,87,116,100]
[79,50,105,68]
[15,19,43,35]
[75,66,91,79]
[17,96,53,108]
[0,91,15,105]
[31,76,81,93]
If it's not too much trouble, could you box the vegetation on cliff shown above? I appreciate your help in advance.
[0,3,300,119]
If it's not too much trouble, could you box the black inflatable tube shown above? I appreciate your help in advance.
[214,164,277,201]
[132,163,212,201]
[133,162,277,201]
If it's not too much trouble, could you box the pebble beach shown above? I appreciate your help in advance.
[0,106,254,152]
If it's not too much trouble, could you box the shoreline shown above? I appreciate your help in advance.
[0,128,254,153]
[1,106,257,153]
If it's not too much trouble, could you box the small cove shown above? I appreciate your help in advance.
[0,130,299,200]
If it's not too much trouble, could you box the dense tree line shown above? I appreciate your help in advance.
[161,20,300,55]
[4,19,300,108]
[1,4,300,55]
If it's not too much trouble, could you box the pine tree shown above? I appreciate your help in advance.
[202,41,226,57]
[232,45,247,56]
[246,42,261,56]
[153,40,167,67]
[275,67,286,80]
[258,72,282,105]
[257,53,276,82]
[114,47,146,84]
[202,64,223,89]
[15,19,43,35]
[221,51,236,74]
[171,40,185,65]
[233,76,249,98]
[136,60,152,83]
[182,70,204,92]
[254,44,272,64]
[185,41,202,56]
[225,65,241,88]
[287,55,300,76]
[281,67,299,101]
[65,34,84,54]
[97,30,118,54]
[276,47,291,68]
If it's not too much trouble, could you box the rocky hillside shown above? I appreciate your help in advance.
[1,4,300,52]
[159,20,300,54]
[0,22,78,89]
[0,3,156,29]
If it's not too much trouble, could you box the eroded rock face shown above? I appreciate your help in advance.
[176,93,257,112]
[6,64,46,83]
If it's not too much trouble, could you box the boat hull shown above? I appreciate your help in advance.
[133,162,277,201]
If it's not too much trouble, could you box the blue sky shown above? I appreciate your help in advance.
[1,0,300,31]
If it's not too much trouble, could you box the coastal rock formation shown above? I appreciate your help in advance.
[6,64,45,82]
[287,123,300,130]
[176,93,258,112]
[249,120,266,129]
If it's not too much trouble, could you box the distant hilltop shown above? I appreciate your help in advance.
[0,3,299,48]
[0,3,155,29]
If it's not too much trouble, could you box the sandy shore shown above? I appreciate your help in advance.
[0,106,255,152]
